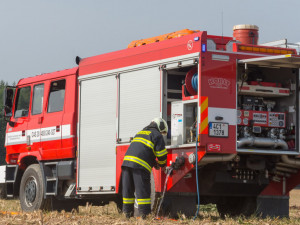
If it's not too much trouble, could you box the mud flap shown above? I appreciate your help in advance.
[256,195,289,218]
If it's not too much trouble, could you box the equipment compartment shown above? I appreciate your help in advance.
[237,64,298,153]
[162,65,198,146]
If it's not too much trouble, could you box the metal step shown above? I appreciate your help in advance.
[44,162,58,166]
[43,162,58,196]
[6,165,18,183]
[46,177,57,182]
[64,183,76,197]
[6,180,15,183]
[5,165,19,197]
[46,192,56,196]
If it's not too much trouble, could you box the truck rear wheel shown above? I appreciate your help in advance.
[19,164,51,211]
[217,196,257,218]
[51,199,81,212]
[155,194,197,218]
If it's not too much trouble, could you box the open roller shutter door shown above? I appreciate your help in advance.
[78,75,117,192]
[119,67,161,141]
[238,54,300,68]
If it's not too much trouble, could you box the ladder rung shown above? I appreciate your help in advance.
[46,193,56,196]
[46,178,57,182]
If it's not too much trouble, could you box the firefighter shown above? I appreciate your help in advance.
[121,118,168,218]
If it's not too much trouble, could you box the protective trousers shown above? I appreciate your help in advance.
[122,166,151,218]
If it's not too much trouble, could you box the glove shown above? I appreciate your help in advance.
[154,161,160,170]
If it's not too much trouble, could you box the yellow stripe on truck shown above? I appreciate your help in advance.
[200,96,208,134]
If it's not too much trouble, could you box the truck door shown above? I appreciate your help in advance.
[40,79,66,159]
[199,52,237,153]
[78,75,117,192]
[118,67,161,141]
[6,86,31,156]
[26,83,44,152]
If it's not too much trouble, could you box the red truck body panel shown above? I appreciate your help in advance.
[78,31,206,76]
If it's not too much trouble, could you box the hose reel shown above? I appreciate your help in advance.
[185,67,198,96]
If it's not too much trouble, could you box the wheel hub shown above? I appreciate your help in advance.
[25,177,37,205]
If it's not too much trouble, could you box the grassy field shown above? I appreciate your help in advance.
[0,190,300,224]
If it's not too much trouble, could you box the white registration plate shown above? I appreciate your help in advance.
[209,122,228,137]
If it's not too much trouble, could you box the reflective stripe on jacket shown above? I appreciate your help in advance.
[122,127,167,172]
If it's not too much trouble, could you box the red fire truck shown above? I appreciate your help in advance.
[1,24,300,217]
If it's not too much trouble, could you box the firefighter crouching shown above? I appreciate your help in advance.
[121,118,168,218]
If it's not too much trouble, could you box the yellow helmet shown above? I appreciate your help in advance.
[152,118,168,135]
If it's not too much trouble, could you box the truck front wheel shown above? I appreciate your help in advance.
[19,164,51,211]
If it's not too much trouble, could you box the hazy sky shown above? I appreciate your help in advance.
[1,0,300,84]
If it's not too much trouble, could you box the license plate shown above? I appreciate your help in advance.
[209,122,228,137]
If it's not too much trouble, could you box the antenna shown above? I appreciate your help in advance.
[221,10,224,43]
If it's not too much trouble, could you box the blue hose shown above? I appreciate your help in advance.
[193,126,200,220]
[191,73,198,92]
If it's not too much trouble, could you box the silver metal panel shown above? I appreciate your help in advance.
[165,59,196,70]
[208,107,236,125]
[78,75,116,192]
[237,149,299,156]
[171,101,184,146]
[119,67,160,141]
[261,39,288,47]
[212,54,230,61]
[0,166,6,183]
[238,55,300,68]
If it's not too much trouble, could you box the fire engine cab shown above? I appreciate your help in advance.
[1,24,300,217]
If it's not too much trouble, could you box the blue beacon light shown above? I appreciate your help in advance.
[201,43,206,52]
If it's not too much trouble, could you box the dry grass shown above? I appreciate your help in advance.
[0,190,299,224]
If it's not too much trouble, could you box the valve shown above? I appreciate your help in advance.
[164,156,185,175]
[170,156,185,170]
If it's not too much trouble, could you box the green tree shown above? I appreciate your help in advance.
[0,81,9,165]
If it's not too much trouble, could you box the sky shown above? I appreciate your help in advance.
[1,0,300,84]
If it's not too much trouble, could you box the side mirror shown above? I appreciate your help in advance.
[3,87,15,118]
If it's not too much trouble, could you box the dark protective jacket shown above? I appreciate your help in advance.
[122,125,167,173]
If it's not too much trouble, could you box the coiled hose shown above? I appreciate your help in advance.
[191,73,198,92]
[185,67,198,96]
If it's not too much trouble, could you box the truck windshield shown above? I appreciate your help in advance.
[14,86,31,118]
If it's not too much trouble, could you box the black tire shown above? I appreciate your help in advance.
[217,196,257,218]
[51,199,80,212]
[156,194,197,218]
[19,164,51,211]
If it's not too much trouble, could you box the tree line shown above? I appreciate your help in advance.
[0,80,9,165]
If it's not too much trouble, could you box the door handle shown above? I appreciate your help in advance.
[38,116,44,124]
[26,135,31,146]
